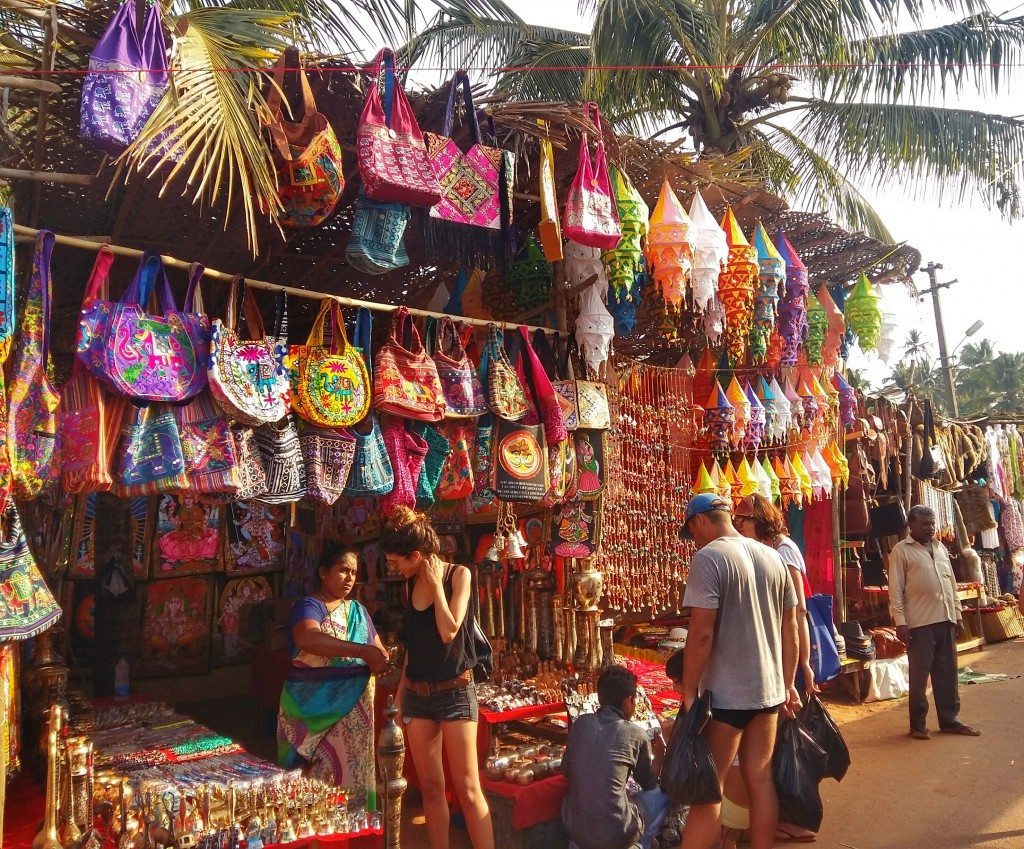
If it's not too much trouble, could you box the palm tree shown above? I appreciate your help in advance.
[405,0,1024,241]
[988,352,1024,415]
[954,337,997,416]
[884,330,944,405]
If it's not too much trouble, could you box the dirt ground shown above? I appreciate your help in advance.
[399,638,1024,849]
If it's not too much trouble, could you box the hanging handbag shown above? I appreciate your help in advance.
[97,254,210,402]
[537,121,564,262]
[174,390,240,497]
[114,403,190,497]
[0,206,15,361]
[381,418,428,514]
[492,358,550,503]
[374,307,446,421]
[222,426,268,502]
[433,317,487,418]
[435,420,475,501]
[573,429,606,501]
[7,230,61,500]
[468,414,499,519]
[481,325,529,422]
[289,298,371,428]
[209,276,290,426]
[550,496,601,558]
[0,506,61,641]
[517,326,568,446]
[254,415,307,504]
[563,103,621,250]
[264,48,345,228]
[300,425,357,506]
[356,48,442,207]
[345,415,395,497]
[346,193,412,275]
[80,0,169,155]
[565,335,611,430]
[412,423,453,510]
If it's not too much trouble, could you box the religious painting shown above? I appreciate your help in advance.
[550,496,602,558]
[213,575,273,664]
[69,494,151,580]
[284,527,321,600]
[223,501,287,575]
[149,494,222,578]
[573,429,606,501]
[138,576,212,677]
[317,496,383,543]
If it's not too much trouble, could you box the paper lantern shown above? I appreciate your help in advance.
[645,179,692,309]
[757,376,777,442]
[829,282,856,360]
[608,270,645,337]
[798,379,819,432]
[826,440,850,489]
[723,459,742,502]
[834,372,857,427]
[845,272,883,351]
[775,456,801,508]
[737,456,759,497]
[718,208,758,365]
[876,316,899,364]
[775,230,809,366]
[692,461,717,495]
[817,284,845,368]
[504,235,553,313]
[603,165,649,297]
[704,297,726,344]
[565,240,607,292]
[770,376,791,442]
[704,383,735,454]
[726,376,751,446]
[784,379,802,432]
[692,347,718,412]
[790,451,813,504]
[762,455,781,503]
[744,381,766,451]
[751,224,785,365]
[576,280,615,374]
[711,460,732,499]
[688,191,729,311]
[804,289,828,366]
[752,454,773,500]
[811,447,834,499]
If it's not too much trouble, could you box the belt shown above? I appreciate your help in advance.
[406,669,472,697]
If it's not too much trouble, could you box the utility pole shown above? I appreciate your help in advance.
[919,262,959,418]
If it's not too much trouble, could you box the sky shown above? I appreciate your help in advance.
[408,0,1024,384]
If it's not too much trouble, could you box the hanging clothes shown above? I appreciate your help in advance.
[803,498,835,596]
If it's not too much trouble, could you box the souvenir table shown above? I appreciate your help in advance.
[858,583,986,652]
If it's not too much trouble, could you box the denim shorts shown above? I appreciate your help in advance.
[402,682,478,723]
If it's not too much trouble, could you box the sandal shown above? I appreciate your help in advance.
[940,723,981,736]
[777,823,817,842]
[909,729,931,740]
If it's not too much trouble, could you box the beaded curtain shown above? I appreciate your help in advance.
[603,357,696,612]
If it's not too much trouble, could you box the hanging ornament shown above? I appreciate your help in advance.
[609,266,647,337]
[688,190,729,311]
[812,447,834,499]
[565,240,607,292]
[726,376,751,447]
[723,458,742,503]
[703,383,735,455]
[790,451,813,504]
[775,455,801,508]
[829,282,856,360]
[737,456,759,497]
[703,297,726,345]
[692,461,717,495]
[504,235,554,314]
[718,208,758,365]
[784,378,803,432]
[766,328,784,371]
[876,315,899,364]
[692,346,718,412]
[845,272,883,350]
[804,288,828,366]
[711,460,732,500]
[826,440,850,489]
[817,284,845,368]
[744,381,766,452]
[834,372,857,427]
[775,231,809,366]
[803,450,825,501]
[757,376,777,441]
[602,165,649,297]
[644,179,693,309]
[762,455,781,503]
[798,379,819,432]
[752,454,773,500]
[751,224,785,365]
[770,376,791,441]
[576,280,615,373]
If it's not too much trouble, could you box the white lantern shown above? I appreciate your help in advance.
[770,376,791,441]
[688,190,729,311]
[576,281,615,374]
[564,241,608,292]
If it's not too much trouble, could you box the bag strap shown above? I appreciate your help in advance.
[423,316,439,357]
[352,306,373,376]
[32,230,55,366]
[442,71,482,144]
[272,290,288,342]
[437,316,466,360]
[82,245,115,308]
[183,262,205,314]
[390,306,424,354]
[140,0,169,84]
[531,328,559,382]
[227,277,267,340]
[368,48,398,128]
[266,48,318,161]
[130,250,177,314]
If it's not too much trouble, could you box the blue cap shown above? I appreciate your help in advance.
[680,493,732,540]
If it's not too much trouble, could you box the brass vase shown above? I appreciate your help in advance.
[571,559,605,611]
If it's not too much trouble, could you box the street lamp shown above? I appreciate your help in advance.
[949,320,984,361]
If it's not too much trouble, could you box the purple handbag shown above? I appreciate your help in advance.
[80,0,169,155]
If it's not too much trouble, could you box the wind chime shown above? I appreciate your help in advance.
[718,208,757,365]
[751,223,785,365]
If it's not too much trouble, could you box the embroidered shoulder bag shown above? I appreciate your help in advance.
[174,390,240,497]
[345,415,394,497]
[289,298,371,428]
[480,325,528,421]
[209,276,290,426]
[357,48,441,207]
[254,415,307,504]
[300,425,357,506]
[0,506,61,641]
[563,103,621,250]
[7,230,61,500]
[573,339,611,431]
[201,425,267,503]
[114,402,190,497]
[346,193,411,275]
[433,317,486,418]
[374,307,446,421]
[0,209,13,511]
[265,49,344,228]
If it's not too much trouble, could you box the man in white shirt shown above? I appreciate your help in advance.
[888,504,980,740]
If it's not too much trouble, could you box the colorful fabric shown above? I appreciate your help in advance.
[563,103,621,250]
[0,506,62,641]
[0,207,15,361]
[373,307,446,422]
[278,598,377,805]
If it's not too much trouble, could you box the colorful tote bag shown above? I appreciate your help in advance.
[114,402,190,497]
[289,298,371,428]
[209,276,290,426]
[433,317,487,418]
[517,326,568,446]
[7,230,61,500]
[228,426,269,502]
[80,0,169,155]
[0,207,15,361]
[345,415,394,497]
[300,426,357,506]
[174,390,240,497]
[254,415,307,504]
[412,422,452,510]
[96,254,210,402]
[346,193,411,275]
[356,48,442,207]
[435,420,475,501]
[563,103,621,250]
[0,507,61,641]
[381,418,428,514]
[374,307,446,421]
[265,49,344,228]
[480,325,528,421]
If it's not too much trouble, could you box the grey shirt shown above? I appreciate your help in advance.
[683,536,798,710]
[562,705,656,849]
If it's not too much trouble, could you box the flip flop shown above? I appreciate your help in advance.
[776,825,817,842]
[909,729,931,740]
[940,723,981,736]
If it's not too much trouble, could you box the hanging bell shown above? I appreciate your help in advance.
[512,528,529,552]
[483,542,501,566]
[506,536,526,560]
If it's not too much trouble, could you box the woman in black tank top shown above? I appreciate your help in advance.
[382,506,493,849]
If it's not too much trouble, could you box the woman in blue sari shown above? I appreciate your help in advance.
[277,541,390,807]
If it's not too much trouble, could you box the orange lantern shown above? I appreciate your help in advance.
[718,208,757,365]
[645,179,692,309]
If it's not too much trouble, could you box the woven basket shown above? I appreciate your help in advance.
[980,607,1024,643]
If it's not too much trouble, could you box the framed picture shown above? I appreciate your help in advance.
[318,496,383,543]
[223,501,287,575]
[549,496,602,558]
[284,527,321,600]
[573,429,606,501]
[62,580,97,670]
[149,494,222,578]
[137,576,213,677]
[213,575,273,664]
[68,494,151,580]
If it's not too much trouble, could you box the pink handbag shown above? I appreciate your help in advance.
[563,103,621,250]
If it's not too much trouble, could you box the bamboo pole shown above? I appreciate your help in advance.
[0,0,97,47]
[0,76,61,94]
[11,223,557,334]
[0,168,94,186]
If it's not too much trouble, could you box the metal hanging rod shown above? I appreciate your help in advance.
[11,223,557,335]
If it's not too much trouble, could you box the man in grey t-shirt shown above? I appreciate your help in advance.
[678,494,801,849]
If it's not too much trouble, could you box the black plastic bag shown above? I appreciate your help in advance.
[772,716,828,832]
[660,690,722,806]
[799,696,851,781]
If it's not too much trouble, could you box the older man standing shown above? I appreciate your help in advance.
[889,504,980,740]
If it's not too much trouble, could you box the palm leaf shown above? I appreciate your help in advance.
[495,39,591,103]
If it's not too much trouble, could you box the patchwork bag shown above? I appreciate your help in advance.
[80,0,169,155]
[563,103,621,250]
[209,276,290,426]
[174,390,240,497]
[346,193,411,275]
[289,298,371,428]
[0,206,15,360]
[356,48,442,207]
[467,414,499,520]
[300,426,357,506]
[254,415,307,504]
[204,425,268,503]
[7,230,61,500]
[345,415,394,497]
[433,317,486,418]
[435,420,475,501]
[480,325,528,421]
[114,403,190,497]
[0,506,61,641]
[265,49,344,228]
[381,418,428,515]
[374,307,446,422]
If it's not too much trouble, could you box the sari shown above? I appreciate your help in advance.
[277,597,377,808]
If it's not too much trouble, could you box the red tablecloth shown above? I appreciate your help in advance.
[479,701,563,725]
[481,773,568,830]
